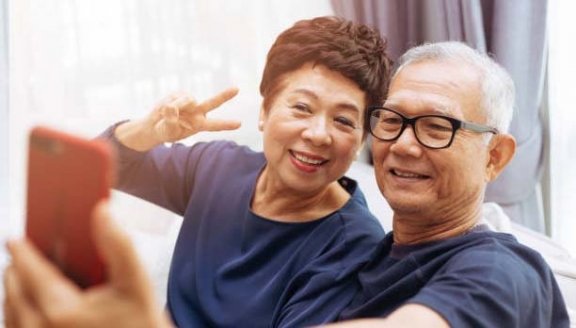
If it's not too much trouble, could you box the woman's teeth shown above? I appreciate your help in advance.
[294,153,324,165]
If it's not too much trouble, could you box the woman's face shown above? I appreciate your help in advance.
[259,63,366,195]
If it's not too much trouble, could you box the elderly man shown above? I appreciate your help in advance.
[328,41,569,327]
[4,42,569,328]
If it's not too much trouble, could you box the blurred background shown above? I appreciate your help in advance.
[1,0,575,313]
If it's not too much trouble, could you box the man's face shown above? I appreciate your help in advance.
[372,60,491,218]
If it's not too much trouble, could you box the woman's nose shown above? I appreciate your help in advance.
[302,117,332,147]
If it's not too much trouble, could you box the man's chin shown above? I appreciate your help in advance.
[388,199,428,215]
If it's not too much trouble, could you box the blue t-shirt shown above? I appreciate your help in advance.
[339,225,569,327]
[100,127,385,328]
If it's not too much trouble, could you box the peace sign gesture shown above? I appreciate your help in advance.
[151,88,241,142]
[115,88,242,151]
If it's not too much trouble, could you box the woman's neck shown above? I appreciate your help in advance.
[251,167,350,223]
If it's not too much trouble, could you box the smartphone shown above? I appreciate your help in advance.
[26,126,115,288]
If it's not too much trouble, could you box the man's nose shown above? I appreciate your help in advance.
[390,124,422,156]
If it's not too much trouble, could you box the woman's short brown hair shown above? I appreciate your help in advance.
[259,16,391,113]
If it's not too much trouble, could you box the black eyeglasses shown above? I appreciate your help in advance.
[367,107,499,149]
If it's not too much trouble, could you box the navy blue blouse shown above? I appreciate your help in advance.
[100,127,384,328]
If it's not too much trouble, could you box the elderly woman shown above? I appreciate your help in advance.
[4,16,391,328]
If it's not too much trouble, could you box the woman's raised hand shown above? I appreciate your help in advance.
[149,88,241,143]
[115,88,241,151]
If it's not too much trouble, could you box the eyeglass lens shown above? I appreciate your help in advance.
[369,109,454,148]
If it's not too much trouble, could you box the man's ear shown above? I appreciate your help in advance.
[485,133,516,182]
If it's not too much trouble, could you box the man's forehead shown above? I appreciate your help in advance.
[384,92,455,116]
[386,60,481,118]
[392,59,479,89]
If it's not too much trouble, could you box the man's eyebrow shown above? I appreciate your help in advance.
[383,102,452,116]
[423,107,452,116]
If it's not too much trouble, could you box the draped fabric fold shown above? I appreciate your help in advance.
[0,1,9,326]
[0,0,8,234]
[332,0,548,232]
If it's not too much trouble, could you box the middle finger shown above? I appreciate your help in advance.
[194,87,239,114]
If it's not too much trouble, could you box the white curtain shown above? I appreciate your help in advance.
[547,1,576,256]
[0,0,8,320]
[8,0,333,232]
[0,0,7,235]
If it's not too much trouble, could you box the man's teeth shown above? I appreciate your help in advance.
[393,169,425,178]
[294,153,324,165]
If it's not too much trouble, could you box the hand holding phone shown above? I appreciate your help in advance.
[26,126,115,288]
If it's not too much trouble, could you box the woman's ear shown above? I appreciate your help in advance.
[485,133,516,182]
[258,105,267,132]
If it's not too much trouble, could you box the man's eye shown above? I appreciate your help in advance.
[382,117,402,125]
[335,116,357,129]
[429,123,452,132]
[422,119,452,132]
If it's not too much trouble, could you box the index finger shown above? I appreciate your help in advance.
[91,201,152,297]
[6,239,79,308]
[3,266,43,328]
[195,87,239,114]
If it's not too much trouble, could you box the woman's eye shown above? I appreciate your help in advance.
[292,103,310,112]
[335,116,357,129]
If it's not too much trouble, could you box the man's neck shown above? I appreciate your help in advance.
[391,206,481,245]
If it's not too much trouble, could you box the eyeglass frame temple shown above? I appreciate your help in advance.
[365,107,499,148]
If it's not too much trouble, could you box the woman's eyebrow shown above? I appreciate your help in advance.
[291,88,361,113]
[291,88,318,99]
[335,104,360,115]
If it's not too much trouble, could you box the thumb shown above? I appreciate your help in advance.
[91,201,154,301]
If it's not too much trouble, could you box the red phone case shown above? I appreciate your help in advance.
[26,126,115,288]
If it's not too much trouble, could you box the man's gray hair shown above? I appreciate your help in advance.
[393,41,515,133]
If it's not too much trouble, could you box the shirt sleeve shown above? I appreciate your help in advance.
[97,122,214,215]
[273,268,359,327]
[407,245,566,327]
[272,213,384,328]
